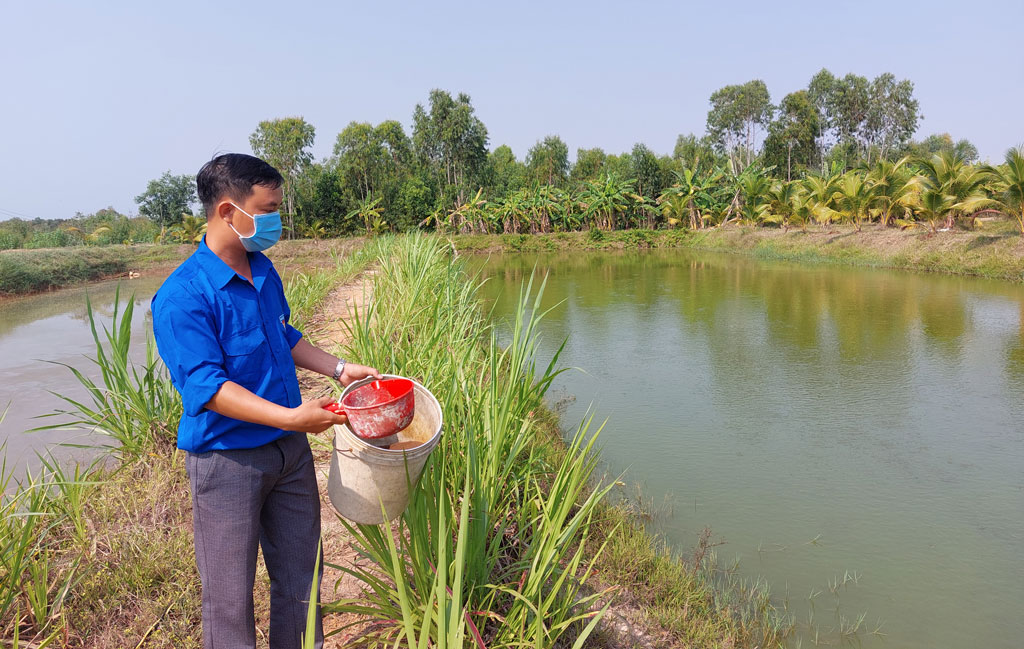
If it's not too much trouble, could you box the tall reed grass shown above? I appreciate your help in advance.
[325,234,616,647]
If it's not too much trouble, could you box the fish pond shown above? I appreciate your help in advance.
[473,249,1024,649]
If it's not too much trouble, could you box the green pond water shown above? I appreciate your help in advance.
[472,250,1024,649]
[0,278,163,476]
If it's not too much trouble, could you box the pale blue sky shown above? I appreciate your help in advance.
[2,0,1022,220]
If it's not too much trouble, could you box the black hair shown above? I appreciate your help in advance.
[196,153,284,215]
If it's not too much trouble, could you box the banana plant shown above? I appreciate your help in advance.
[345,196,384,235]
[578,173,634,231]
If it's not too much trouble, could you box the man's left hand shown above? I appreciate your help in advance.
[340,362,381,386]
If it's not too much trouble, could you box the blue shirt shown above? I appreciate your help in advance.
[151,238,304,452]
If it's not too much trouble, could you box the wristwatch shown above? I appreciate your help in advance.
[331,357,347,382]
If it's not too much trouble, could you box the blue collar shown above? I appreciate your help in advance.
[195,237,270,291]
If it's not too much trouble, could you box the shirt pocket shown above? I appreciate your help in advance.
[220,325,268,385]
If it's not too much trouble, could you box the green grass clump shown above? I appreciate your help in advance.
[326,234,617,646]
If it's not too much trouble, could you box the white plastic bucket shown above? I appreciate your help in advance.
[327,374,443,524]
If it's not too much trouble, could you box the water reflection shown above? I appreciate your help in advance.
[472,249,1024,649]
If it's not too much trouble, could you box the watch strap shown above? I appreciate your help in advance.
[332,358,346,381]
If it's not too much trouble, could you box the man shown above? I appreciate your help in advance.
[152,153,378,649]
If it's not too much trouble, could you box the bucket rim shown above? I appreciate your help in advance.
[335,374,442,459]
[340,377,414,412]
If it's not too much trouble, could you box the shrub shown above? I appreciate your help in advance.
[23,229,81,249]
[0,230,22,250]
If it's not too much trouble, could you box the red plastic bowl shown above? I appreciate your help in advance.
[323,378,415,439]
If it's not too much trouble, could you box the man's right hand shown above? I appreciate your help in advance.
[288,396,349,434]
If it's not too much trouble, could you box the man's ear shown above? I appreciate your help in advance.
[215,200,235,224]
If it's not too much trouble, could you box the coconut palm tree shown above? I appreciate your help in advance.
[834,172,875,231]
[787,187,817,231]
[984,147,1024,234]
[736,171,772,226]
[802,170,842,226]
[917,151,993,230]
[303,219,327,240]
[170,215,207,244]
[867,157,918,228]
[766,180,800,230]
[915,188,954,233]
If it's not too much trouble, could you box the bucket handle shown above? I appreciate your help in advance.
[334,443,357,457]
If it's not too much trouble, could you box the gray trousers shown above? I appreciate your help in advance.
[186,432,323,649]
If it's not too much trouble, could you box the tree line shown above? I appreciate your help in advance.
[2,71,1020,250]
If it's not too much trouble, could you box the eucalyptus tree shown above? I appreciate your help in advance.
[673,133,718,170]
[629,143,667,202]
[293,163,351,234]
[706,80,774,168]
[333,120,413,204]
[906,133,979,163]
[806,69,919,167]
[250,117,316,237]
[863,73,920,162]
[808,71,869,162]
[412,90,489,208]
[762,91,821,180]
[985,147,1024,233]
[571,147,607,184]
[526,136,569,187]
[486,145,526,200]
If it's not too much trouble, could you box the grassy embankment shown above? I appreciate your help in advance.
[1,234,787,648]
[452,221,1024,281]
[0,238,366,298]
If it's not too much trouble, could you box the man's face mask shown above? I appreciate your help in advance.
[228,203,282,252]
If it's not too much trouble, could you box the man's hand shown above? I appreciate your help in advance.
[288,396,349,434]
[340,362,381,386]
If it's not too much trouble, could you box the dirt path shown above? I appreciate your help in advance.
[296,270,377,646]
